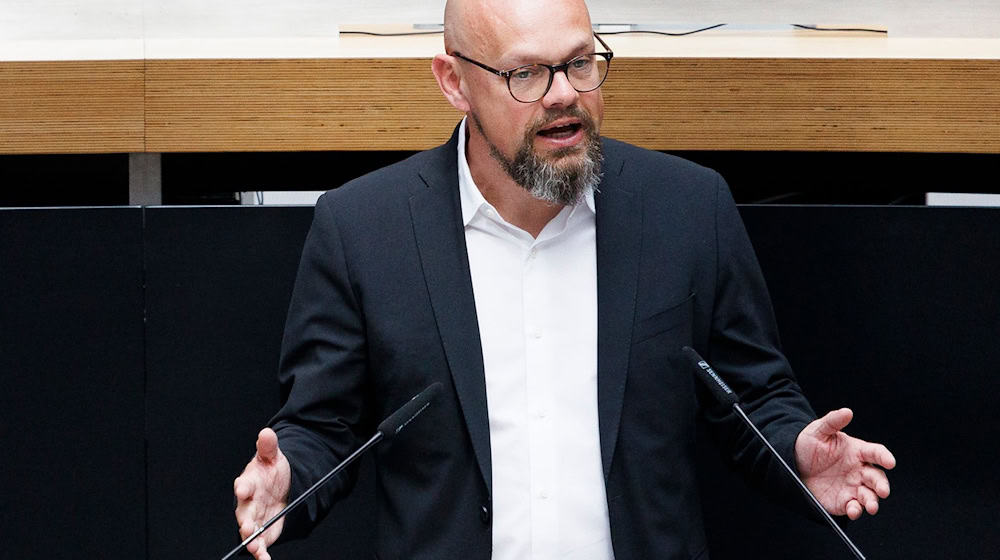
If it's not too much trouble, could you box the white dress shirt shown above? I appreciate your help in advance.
[457,118,614,560]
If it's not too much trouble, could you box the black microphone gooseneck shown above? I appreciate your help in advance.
[680,347,865,560]
[220,382,443,560]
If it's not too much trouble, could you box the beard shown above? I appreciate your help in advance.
[471,107,604,206]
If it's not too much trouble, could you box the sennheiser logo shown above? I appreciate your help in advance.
[698,360,733,395]
[396,401,431,434]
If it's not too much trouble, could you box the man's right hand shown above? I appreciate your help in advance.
[234,428,291,560]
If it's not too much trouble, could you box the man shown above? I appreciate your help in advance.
[234,1,896,558]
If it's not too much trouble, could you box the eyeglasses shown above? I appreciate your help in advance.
[451,33,614,103]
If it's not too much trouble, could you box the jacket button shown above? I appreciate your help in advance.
[480,504,491,524]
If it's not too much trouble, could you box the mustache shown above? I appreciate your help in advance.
[528,107,597,136]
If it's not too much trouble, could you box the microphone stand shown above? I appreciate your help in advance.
[220,382,441,560]
[220,432,383,560]
[682,346,865,560]
[731,402,866,560]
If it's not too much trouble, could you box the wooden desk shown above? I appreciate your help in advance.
[2,33,999,154]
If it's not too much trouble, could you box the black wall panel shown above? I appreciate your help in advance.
[4,205,998,559]
[0,208,145,558]
[142,207,374,560]
[715,206,1000,558]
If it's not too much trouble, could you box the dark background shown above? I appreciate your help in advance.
[2,150,998,206]
[2,205,999,559]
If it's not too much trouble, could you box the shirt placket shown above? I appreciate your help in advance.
[522,239,559,558]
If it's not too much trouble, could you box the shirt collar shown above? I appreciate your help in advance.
[456,117,595,228]
[457,118,490,227]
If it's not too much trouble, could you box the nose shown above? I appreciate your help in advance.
[541,69,579,109]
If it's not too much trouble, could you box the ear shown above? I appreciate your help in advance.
[432,54,471,113]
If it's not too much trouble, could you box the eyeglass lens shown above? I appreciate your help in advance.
[508,55,609,103]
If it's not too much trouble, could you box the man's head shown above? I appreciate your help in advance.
[433,0,608,205]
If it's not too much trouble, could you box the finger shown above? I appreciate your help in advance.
[239,518,256,540]
[857,485,880,515]
[234,475,255,502]
[256,428,279,463]
[859,442,896,470]
[235,498,257,531]
[814,408,853,438]
[862,465,891,498]
[845,498,863,520]
[246,528,271,560]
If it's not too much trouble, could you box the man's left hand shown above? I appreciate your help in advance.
[795,408,896,520]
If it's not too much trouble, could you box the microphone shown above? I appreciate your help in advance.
[378,382,441,443]
[681,347,866,560]
[221,382,442,560]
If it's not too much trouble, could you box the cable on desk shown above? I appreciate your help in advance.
[340,23,885,39]
[340,25,726,38]
[340,30,443,37]
[596,23,727,37]
[792,24,887,34]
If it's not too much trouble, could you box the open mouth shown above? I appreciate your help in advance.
[537,122,583,139]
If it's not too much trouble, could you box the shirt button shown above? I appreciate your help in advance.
[539,491,549,500]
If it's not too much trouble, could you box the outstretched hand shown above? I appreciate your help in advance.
[795,408,896,520]
[234,428,291,560]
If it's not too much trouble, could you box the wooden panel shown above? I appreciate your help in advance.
[2,56,997,153]
[145,57,1000,153]
[145,58,461,152]
[0,60,144,154]
[602,58,1000,153]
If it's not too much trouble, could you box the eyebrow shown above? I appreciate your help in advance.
[500,38,595,68]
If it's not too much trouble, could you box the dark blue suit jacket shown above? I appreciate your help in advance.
[271,128,816,559]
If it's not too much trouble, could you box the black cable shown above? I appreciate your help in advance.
[340,23,885,39]
[596,23,727,37]
[340,30,443,37]
[792,24,887,34]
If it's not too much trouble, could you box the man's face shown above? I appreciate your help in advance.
[461,1,606,203]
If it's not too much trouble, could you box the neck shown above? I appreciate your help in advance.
[465,128,563,238]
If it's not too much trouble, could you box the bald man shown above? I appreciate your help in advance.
[233,1,895,559]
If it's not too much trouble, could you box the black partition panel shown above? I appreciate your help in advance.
[142,207,374,560]
[4,205,999,559]
[137,205,998,560]
[709,205,1000,559]
[0,208,145,558]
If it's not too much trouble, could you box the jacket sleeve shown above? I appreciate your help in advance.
[268,192,373,539]
[702,172,818,509]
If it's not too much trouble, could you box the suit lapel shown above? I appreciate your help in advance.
[595,144,641,479]
[409,131,492,495]
[406,133,641,490]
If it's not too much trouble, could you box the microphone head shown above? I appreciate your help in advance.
[377,382,442,443]
[681,346,739,407]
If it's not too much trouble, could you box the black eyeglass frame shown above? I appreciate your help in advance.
[450,33,614,103]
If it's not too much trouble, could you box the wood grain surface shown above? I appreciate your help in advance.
[0,60,144,154]
[601,57,1000,153]
[2,57,998,153]
[145,57,1000,153]
[144,58,459,152]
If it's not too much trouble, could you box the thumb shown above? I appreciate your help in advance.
[255,428,280,464]
[813,407,853,438]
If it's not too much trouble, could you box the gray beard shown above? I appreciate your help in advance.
[471,113,604,206]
